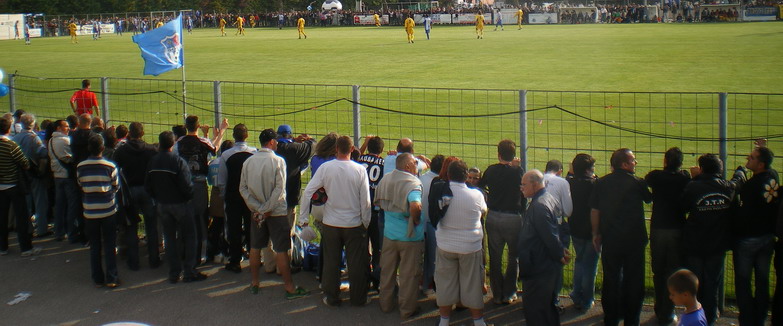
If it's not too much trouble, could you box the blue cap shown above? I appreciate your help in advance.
[277,124,292,135]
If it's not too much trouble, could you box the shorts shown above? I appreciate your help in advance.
[250,215,291,252]
[434,248,484,309]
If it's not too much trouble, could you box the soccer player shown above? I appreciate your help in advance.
[219,17,227,36]
[475,12,485,39]
[234,16,245,36]
[155,20,164,29]
[14,21,20,40]
[515,8,524,29]
[278,13,285,30]
[68,21,78,44]
[374,13,381,27]
[70,79,99,117]
[423,14,432,39]
[404,15,415,44]
[249,15,256,28]
[23,20,30,45]
[297,17,307,39]
[92,20,99,40]
[186,16,193,34]
[495,8,504,31]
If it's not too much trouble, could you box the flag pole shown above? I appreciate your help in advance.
[180,12,187,121]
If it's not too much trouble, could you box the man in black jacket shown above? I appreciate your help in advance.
[591,148,652,326]
[645,147,691,324]
[518,169,568,325]
[146,131,206,284]
[732,146,779,326]
[69,113,96,244]
[114,122,160,269]
[682,154,736,325]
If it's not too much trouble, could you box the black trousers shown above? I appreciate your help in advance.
[224,195,250,266]
[650,228,682,323]
[522,271,560,325]
[601,244,646,326]
[772,240,783,326]
[321,224,369,306]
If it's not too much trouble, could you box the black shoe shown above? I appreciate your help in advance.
[224,263,242,273]
[149,259,162,269]
[168,276,180,284]
[183,272,208,283]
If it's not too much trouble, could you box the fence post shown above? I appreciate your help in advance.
[213,81,222,128]
[8,74,16,113]
[352,85,361,146]
[519,90,528,172]
[719,92,728,178]
[100,77,110,124]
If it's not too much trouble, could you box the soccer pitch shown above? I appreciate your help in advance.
[1,23,782,92]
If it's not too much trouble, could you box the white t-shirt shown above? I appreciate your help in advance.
[300,159,371,228]
[436,182,487,254]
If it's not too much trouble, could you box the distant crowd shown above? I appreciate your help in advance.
[1,79,782,325]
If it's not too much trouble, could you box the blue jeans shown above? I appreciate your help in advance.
[54,178,81,240]
[685,252,725,325]
[570,236,599,309]
[85,215,118,284]
[734,234,774,326]
[30,177,50,235]
[130,186,159,264]
[422,221,437,292]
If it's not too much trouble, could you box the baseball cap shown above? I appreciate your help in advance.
[277,124,292,135]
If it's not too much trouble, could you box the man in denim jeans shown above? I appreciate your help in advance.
[48,120,81,243]
[731,146,779,326]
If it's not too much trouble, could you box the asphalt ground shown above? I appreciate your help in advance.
[1,234,741,326]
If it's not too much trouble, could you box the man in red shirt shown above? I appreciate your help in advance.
[70,79,99,117]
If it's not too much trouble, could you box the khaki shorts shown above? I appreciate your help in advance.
[434,248,485,309]
[250,216,291,252]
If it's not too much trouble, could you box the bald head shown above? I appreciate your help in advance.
[521,169,545,198]
[396,138,414,153]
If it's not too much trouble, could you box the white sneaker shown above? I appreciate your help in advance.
[0,250,8,256]
[21,247,42,257]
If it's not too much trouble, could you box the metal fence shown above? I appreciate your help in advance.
[4,74,782,305]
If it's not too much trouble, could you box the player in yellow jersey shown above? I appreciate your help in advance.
[68,21,78,43]
[475,12,484,39]
[404,15,415,43]
[249,15,256,28]
[155,20,164,29]
[514,8,524,29]
[297,17,307,39]
[219,17,227,36]
[374,13,381,27]
[234,16,245,36]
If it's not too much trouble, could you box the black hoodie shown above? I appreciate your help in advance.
[114,139,157,187]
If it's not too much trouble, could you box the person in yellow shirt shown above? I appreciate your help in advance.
[404,15,415,43]
[219,17,227,36]
[68,21,78,43]
[234,16,245,36]
[155,20,164,29]
[374,13,381,27]
[249,15,256,28]
[297,17,307,39]
[475,12,485,39]
[514,8,524,29]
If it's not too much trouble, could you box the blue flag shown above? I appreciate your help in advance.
[132,15,183,76]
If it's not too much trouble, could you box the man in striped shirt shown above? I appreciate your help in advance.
[0,116,39,256]
[76,134,120,288]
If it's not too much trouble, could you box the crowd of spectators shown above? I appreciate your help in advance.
[1,79,782,325]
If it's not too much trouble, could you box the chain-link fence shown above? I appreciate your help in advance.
[4,74,782,306]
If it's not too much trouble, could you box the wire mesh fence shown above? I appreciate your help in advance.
[4,74,782,306]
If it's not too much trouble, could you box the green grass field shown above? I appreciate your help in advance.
[1,23,781,305]
[1,23,782,92]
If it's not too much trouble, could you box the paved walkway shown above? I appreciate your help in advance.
[1,236,741,325]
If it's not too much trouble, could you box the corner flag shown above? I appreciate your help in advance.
[132,15,183,76]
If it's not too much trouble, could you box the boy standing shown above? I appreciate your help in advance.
[667,269,708,326]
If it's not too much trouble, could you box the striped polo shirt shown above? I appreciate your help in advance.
[0,136,30,190]
[77,156,119,219]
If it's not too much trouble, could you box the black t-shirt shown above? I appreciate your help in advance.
[177,135,216,177]
[645,169,691,230]
[590,170,652,249]
[224,151,254,198]
[567,175,597,240]
[276,139,315,207]
[70,128,96,165]
[735,169,779,238]
[357,153,385,202]
[477,163,525,214]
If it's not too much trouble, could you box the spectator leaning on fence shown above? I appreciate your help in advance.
[731,145,779,326]
[543,159,573,311]
[682,154,736,325]
[591,148,652,326]
[12,113,51,237]
[567,153,599,311]
[356,135,386,291]
[420,154,444,295]
[644,147,691,325]
[477,139,524,305]
[49,119,81,243]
